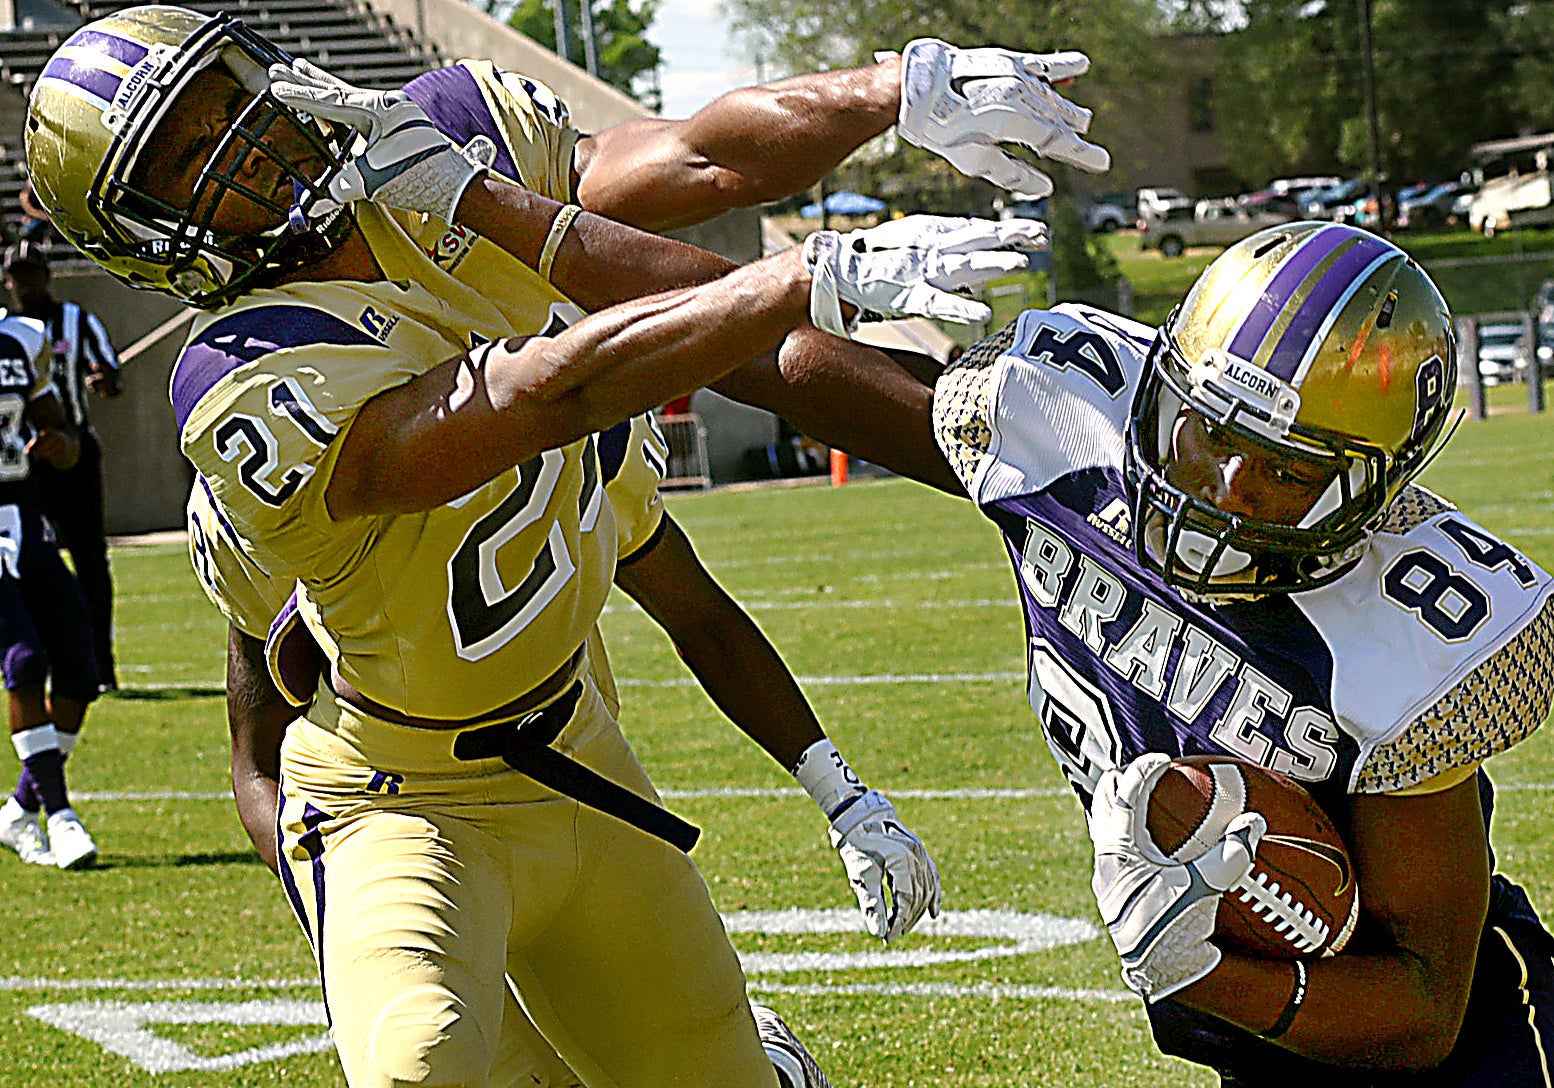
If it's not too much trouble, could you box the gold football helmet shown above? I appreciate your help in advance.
[1125,221,1456,596]
[25,5,351,308]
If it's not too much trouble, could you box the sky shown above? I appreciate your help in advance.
[649,0,761,117]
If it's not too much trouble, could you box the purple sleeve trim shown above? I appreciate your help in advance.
[403,66,522,185]
[171,306,380,431]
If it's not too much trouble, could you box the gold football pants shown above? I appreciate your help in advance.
[278,672,776,1088]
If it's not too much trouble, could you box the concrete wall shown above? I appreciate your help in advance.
[42,268,193,534]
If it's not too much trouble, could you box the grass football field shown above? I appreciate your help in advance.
[5,403,1554,1086]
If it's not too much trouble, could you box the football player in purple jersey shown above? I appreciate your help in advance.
[0,311,100,871]
[794,221,1553,1084]
[5,242,125,694]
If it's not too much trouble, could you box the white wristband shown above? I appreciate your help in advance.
[793,738,867,819]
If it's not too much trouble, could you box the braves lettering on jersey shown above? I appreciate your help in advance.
[0,315,52,503]
[933,305,1554,815]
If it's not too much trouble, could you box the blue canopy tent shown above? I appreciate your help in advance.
[800,190,888,218]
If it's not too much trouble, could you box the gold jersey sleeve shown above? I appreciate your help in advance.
[932,321,1018,491]
[173,205,616,721]
[186,476,294,640]
[403,60,579,203]
[604,414,670,562]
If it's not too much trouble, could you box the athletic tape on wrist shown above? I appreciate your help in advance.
[538,204,582,281]
[1260,959,1308,1040]
[792,738,867,819]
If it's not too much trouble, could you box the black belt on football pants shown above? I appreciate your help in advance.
[451,681,701,853]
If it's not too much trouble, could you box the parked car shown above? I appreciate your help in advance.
[1300,178,1367,220]
[1081,196,1132,233]
[1476,321,1530,385]
[1136,186,1192,227]
[1140,198,1294,258]
[1269,175,1342,200]
[1397,181,1471,230]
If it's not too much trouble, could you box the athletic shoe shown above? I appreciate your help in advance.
[0,797,53,866]
[46,810,98,870]
[750,1004,834,1088]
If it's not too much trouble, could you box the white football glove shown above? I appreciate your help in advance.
[268,58,496,224]
[801,214,1048,337]
[830,789,941,943]
[891,38,1111,198]
[1089,753,1264,1002]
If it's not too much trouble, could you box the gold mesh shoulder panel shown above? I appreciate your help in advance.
[933,321,1019,488]
[1380,485,1456,534]
[1356,593,1554,793]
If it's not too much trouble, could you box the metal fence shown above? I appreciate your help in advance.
[655,412,713,491]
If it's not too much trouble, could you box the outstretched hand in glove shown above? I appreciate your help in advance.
[801,214,1048,337]
[891,38,1111,198]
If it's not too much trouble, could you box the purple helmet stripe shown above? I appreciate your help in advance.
[1226,226,1350,365]
[40,56,123,103]
[1265,234,1397,381]
[63,28,150,67]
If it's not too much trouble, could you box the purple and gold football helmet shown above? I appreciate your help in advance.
[25,5,351,308]
[1126,221,1457,596]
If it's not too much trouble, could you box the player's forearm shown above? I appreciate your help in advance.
[614,519,824,769]
[458,178,735,309]
[1176,948,1470,1070]
[330,253,811,516]
[577,59,901,232]
[714,327,963,495]
[492,251,812,437]
[226,628,293,875]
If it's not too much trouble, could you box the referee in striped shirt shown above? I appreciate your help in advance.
[4,243,121,692]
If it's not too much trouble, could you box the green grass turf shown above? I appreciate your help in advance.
[4,413,1553,1085]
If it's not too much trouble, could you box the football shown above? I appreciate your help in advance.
[1145,755,1359,959]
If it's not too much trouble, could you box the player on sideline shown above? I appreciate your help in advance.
[0,310,100,871]
[22,7,1104,1085]
[4,242,125,693]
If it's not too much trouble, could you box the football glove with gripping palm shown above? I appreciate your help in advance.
[1089,753,1264,1001]
[269,59,496,225]
[794,739,940,942]
[801,215,1048,337]
[893,39,1111,198]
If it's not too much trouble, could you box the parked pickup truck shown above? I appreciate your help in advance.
[1140,198,1294,257]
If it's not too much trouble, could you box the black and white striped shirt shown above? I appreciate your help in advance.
[40,302,119,433]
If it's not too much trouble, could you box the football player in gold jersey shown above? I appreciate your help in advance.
[27,7,1107,1087]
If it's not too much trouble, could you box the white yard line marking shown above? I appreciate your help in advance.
[750,980,1132,1003]
[27,999,332,1074]
[603,598,1014,614]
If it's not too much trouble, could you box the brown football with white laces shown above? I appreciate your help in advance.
[1145,755,1359,960]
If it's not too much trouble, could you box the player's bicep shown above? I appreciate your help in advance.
[574,121,728,231]
[612,516,730,635]
[1345,779,1488,995]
